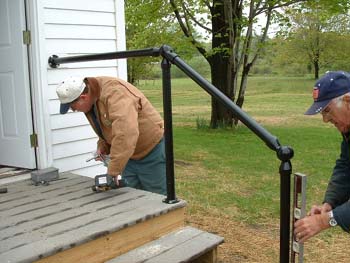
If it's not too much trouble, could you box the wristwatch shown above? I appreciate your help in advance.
[328,210,338,227]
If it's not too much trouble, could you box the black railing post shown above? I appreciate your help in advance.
[277,146,294,263]
[161,56,178,204]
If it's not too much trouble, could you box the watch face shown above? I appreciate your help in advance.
[329,218,337,227]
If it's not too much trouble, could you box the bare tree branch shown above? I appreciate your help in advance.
[170,0,189,36]
[250,7,272,66]
[181,1,194,35]
[237,0,255,69]
[182,2,212,32]
[169,0,208,58]
[203,0,213,12]
[232,0,244,74]
[254,0,263,11]
[256,0,306,16]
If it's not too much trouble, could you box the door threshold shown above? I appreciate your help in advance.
[0,165,33,180]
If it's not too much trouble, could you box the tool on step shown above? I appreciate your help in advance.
[0,187,8,194]
[291,172,307,263]
[86,152,110,167]
[91,174,126,193]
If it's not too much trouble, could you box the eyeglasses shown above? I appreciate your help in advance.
[321,96,345,120]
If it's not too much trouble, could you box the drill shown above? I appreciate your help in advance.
[91,174,126,193]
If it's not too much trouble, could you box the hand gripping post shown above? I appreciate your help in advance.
[291,172,307,263]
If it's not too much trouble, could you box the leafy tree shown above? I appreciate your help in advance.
[169,0,306,127]
[279,1,350,79]
[125,0,200,84]
[263,37,310,76]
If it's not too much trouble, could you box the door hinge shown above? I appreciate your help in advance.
[23,30,31,45]
[30,133,38,148]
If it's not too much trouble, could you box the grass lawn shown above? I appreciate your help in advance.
[137,75,348,262]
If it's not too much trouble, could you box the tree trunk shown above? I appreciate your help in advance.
[313,48,320,79]
[127,61,135,84]
[314,60,319,79]
[234,65,250,125]
[209,56,235,128]
[314,31,320,79]
[209,0,235,128]
[236,66,250,108]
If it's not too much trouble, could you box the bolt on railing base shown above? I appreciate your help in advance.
[163,197,179,204]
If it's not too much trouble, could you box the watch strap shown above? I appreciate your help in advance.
[328,210,338,227]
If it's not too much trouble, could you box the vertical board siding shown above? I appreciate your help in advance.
[43,0,124,175]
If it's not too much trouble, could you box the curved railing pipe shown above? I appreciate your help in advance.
[48,45,294,263]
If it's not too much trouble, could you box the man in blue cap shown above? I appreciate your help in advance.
[294,71,350,242]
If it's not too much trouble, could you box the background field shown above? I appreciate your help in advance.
[138,76,348,262]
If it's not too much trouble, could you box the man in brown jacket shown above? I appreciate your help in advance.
[56,76,166,195]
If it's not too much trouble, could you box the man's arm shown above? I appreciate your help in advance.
[324,139,350,208]
[324,139,350,232]
[97,139,110,155]
[294,138,350,241]
[105,86,140,176]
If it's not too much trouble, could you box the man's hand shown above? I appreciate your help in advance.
[112,175,122,186]
[294,210,330,243]
[309,203,332,216]
[95,148,107,162]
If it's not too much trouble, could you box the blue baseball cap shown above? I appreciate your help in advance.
[305,71,350,115]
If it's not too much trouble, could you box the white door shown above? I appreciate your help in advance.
[0,0,36,168]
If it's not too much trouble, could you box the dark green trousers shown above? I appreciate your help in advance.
[122,138,166,195]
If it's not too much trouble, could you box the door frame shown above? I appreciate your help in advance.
[25,0,53,169]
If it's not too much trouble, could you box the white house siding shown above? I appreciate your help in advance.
[43,0,126,177]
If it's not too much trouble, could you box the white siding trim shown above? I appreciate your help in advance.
[27,0,53,169]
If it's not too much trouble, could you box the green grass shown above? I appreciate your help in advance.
[137,76,342,225]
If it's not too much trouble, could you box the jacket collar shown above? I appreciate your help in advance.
[84,77,100,102]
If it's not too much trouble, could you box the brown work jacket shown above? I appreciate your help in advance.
[84,76,164,176]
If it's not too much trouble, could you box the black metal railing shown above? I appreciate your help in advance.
[48,45,294,262]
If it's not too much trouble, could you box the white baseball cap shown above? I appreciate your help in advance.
[56,77,85,114]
